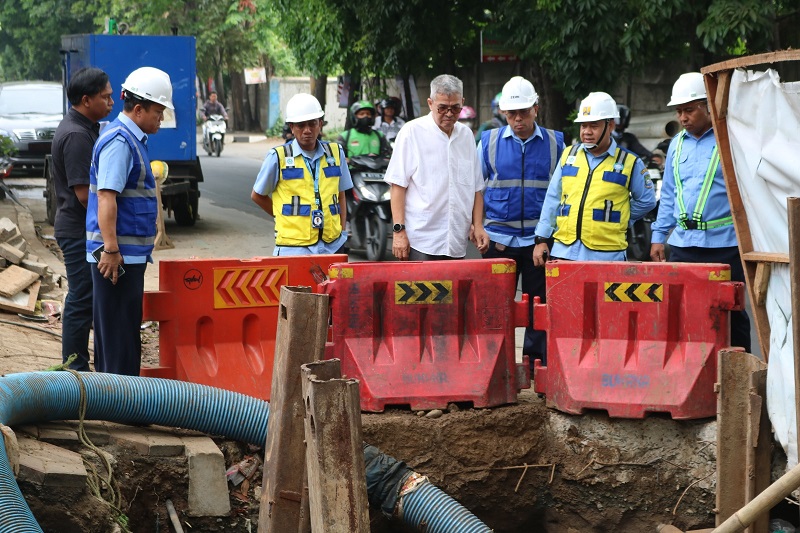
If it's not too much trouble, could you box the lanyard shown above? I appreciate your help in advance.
[303,155,321,207]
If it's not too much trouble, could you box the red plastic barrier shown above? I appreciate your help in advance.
[320,259,530,412]
[141,255,347,400]
[532,261,744,419]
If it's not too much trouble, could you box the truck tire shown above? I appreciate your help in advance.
[173,191,198,226]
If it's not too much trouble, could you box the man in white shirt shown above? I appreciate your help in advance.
[385,74,489,260]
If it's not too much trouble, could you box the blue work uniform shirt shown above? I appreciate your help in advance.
[253,139,354,256]
[651,128,736,248]
[535,139,654,261]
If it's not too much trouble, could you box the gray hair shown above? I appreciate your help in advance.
[430,74,463,100]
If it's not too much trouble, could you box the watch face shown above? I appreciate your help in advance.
[393,223,404,232]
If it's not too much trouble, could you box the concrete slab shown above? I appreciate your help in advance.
[183,436,231,516]
[17,435,87,488]
[106,422,185,456]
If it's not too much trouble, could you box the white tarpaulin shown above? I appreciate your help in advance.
[726,68,800,465]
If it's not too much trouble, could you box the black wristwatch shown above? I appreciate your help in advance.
[534,236,549,245]
[393,223,406,233]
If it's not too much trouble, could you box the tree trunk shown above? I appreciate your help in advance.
[529,63,571,143]
[310,75,327,110]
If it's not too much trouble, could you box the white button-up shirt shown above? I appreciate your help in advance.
[384,113,484,257]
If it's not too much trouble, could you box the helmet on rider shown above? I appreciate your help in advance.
[574,92,619,123]
[285,93,324,123]
[491,92,503,117]
[667,72,706,106]
[458,106,477,120]
[616,104,631,130]
[121,67,174,109]
[380,97,402,115]
[350,100,376,132]
[499,77,538,111]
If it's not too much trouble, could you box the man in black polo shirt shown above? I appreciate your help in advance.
[52,67,113,370]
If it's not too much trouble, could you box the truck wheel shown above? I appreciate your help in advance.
[213,138,222,157]
[173,191,197,227]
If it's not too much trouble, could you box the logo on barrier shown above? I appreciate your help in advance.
[213,266,288,309]
[184,269,203,290]
[395,281,453,304]
[603,282,663,303]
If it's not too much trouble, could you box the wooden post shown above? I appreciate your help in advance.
[301,360,369,533]
[258,286,330,533]
[789,197,800,472]
[716,349,769,532]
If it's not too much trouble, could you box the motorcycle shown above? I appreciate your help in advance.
[626,162,663,261]
[346,155,392,261]
[202,114,226,157]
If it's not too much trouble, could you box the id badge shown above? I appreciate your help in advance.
[311,209,324,229]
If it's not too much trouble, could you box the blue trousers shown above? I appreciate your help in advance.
[56,237,93,371]
[91,262,146,376]
[668,245,752,353]
[483,241,548,366]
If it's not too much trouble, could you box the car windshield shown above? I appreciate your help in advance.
[0,86,63,115]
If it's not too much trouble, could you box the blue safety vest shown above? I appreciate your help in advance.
[481,126,563,237]
[86,118,157,257]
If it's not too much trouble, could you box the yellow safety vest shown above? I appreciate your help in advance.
[553,145,636,251]
[272,141,343,246]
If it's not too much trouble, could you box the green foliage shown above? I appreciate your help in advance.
[265,114,284,137]
[0,135,17,157]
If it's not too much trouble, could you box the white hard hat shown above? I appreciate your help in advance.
[121,67,174,110]
[574,92,619,123]
[285,93,324,123]
[667,72,707,106]
[499,76,538,111]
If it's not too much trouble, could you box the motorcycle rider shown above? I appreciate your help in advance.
[458,105,478,137]
[202,91,228,121]
[613,104,652,160]
[474,92,507,141]
[373,96,405,142]
[338,100,391,158]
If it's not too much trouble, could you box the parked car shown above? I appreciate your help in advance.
[0,81,64,176]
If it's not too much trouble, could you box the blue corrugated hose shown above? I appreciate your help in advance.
[0,371,490,532]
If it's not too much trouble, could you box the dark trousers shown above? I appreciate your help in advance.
[668,245,751,353]
[409,248,463,261]
[56,236,93,371]
[91,262,146,376]
[483,241,547,365]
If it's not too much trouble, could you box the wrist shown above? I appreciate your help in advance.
[392,223,405,233]
[534,236,549,245]
[102,249,120,254]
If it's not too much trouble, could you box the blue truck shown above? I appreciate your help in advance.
[44,34,204,226]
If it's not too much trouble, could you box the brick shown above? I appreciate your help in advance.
[106,423,185,456]
[183,436,231,516]
[37,424,80,446]
[5,234,27,254]
[0,217,19,242]
[17,436,87,488]
[62,420,112,446]
[20,259,49,277]
[0,242,25,265]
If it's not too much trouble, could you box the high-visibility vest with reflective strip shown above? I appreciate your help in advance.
[86,118,157,257]
[272,141,343,246]
[553,144,636,251]
[673,133,731,231]
[481,126,564,237]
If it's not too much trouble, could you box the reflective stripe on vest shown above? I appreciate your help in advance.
[673,133,731,230]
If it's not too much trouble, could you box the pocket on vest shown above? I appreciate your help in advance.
[484,187,510,220]
[601,171,628,187]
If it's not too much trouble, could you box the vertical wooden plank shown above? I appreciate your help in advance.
[258,286,330,533]
[745,368,770,533]
[789,197,800,473]
[716,349,767,527]
[705,70,771,360]
[301,360,370,533]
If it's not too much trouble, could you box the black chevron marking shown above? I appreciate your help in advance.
[645,284,662,302]
[605,282,622,301]
[432,282,450,302]
[398,283,415,302]
[624,283,639,301]
[416,283,432,302]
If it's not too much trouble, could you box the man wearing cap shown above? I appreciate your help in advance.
[86,66,172,375]
[251,93,352,255]
[385,74,489,260]
[477,76,565,365]
[650,72,750,352]
[533,92,656,264]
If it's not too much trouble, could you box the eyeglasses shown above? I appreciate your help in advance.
[675,103,706,116]
[435,104,463,116]
[505,107,534,119]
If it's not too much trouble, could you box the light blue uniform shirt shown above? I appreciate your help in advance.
[87,113,150,265]
[651,128,736,248]
[477,124,565,248]
[253,139,354,256]
[534,140,655,261]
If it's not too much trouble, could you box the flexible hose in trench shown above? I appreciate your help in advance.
[0,371,490,533]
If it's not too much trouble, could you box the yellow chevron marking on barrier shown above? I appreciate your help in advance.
[546,267,560,277]
[708,270,731,281]
[213,266,287,309]
[603,282,663,303]
[395,280,453,304]
[491,263,516,274]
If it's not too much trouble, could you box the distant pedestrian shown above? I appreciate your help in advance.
[385,74,489,260]
[251,93,352,255]
[86,66,173,376]
[650,72,750,352]
[52,67,113,371]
